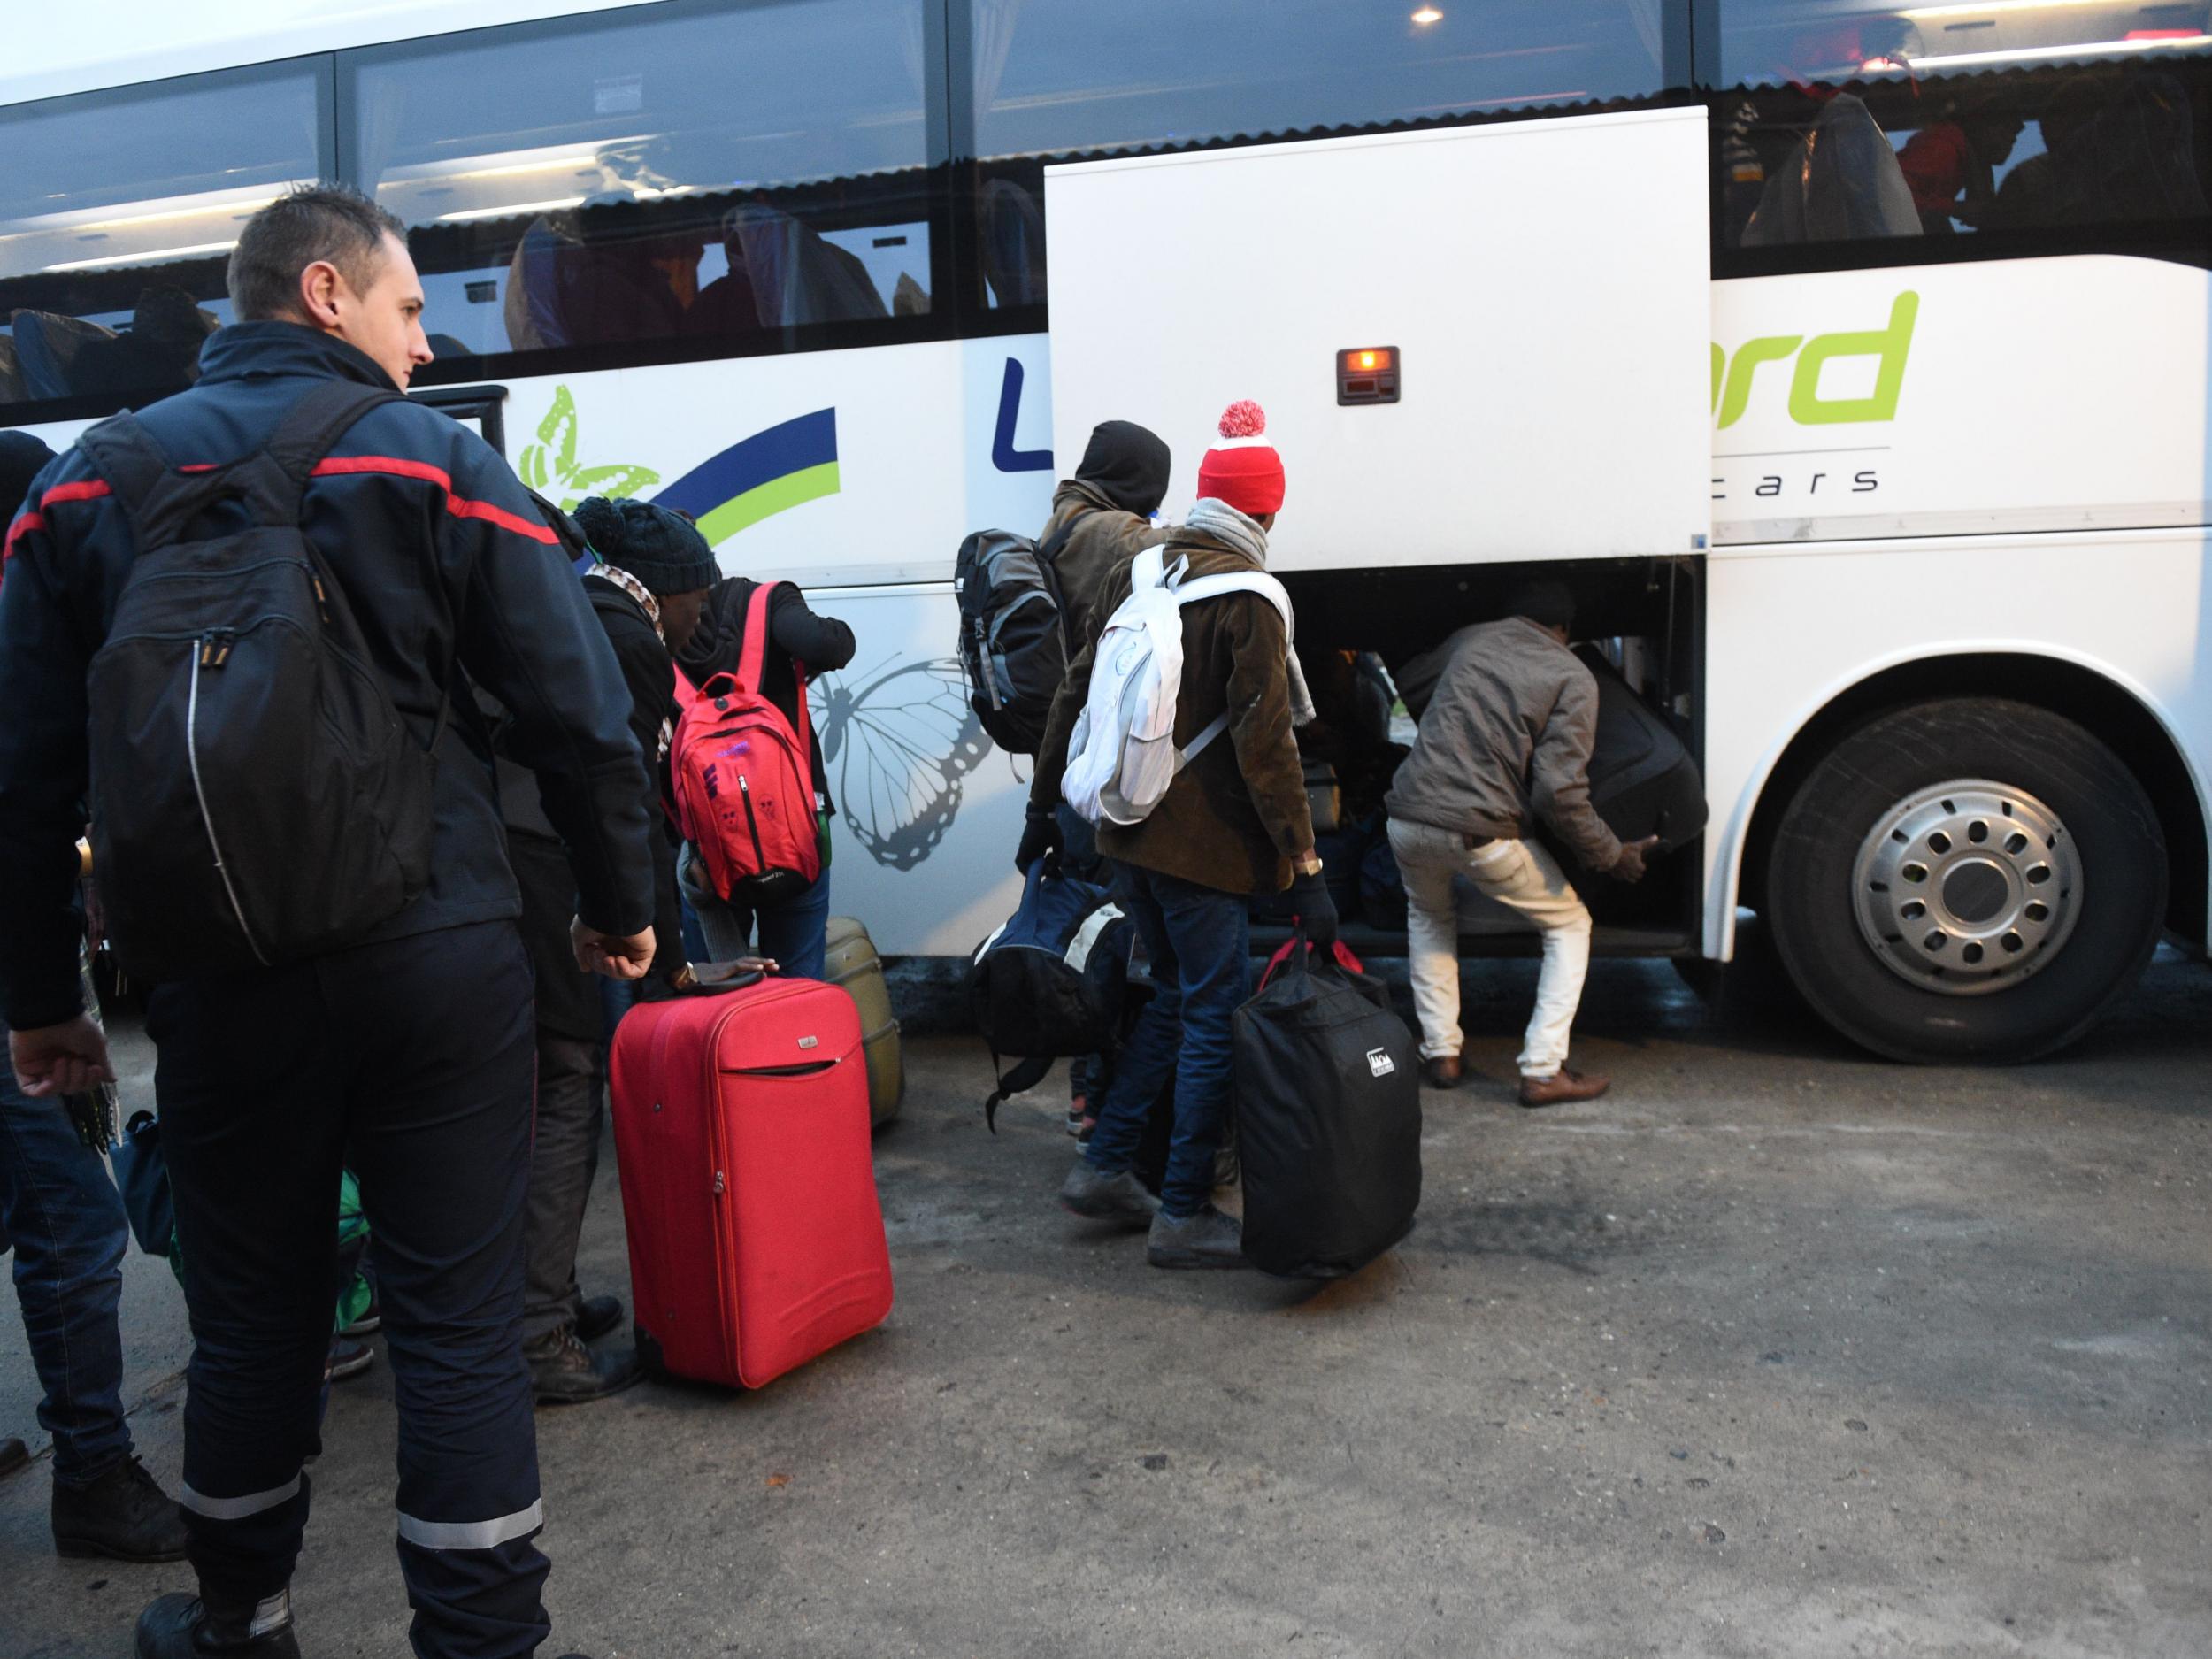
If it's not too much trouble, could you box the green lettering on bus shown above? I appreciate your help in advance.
[1711,291,1920,429]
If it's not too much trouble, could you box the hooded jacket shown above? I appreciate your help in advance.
[1041,420,1172,654]
[1031,509,1313,896]
[0,321,656,1029]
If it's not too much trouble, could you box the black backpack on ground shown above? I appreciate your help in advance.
[954,525,1072,754]
[1233,934,1422,1279]
[81,380,445,982]
[967,854,1135,1127]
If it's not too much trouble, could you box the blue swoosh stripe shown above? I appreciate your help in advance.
[653,408,839,518]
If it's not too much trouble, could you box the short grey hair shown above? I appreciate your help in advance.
[227,184,408,322]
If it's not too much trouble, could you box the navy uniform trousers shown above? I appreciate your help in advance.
[147,919,549,1658]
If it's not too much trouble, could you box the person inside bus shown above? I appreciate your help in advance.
[1026,400,1332,1270]
[1385,581,1656,1107]
[1896,102,2024,234]
[1033,418,1172,1138]
[505,493,706,1409]
[674,561,856,980]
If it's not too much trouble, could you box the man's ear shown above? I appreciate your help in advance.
[297,259,345,326]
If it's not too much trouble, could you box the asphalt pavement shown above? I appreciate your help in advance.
[5,951,2209,1658]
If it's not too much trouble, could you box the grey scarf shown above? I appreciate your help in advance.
[1180,497,1316,726]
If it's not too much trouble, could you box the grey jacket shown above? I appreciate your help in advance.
[1385,617,1624,871]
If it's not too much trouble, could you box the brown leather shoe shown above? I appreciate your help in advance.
[1518,1067,1610,1108]
[1420,1055,1463,1090]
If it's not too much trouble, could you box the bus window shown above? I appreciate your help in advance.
[343,0,938,369]
[0,62,327,411]
[1715,3,2211,250]
[970,0,1677,311]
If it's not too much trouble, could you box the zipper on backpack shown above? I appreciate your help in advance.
[186,638,269,965]
[739,774,769,870]
[310,573,333,626]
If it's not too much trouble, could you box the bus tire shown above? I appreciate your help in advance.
[1765,697,2165,1064]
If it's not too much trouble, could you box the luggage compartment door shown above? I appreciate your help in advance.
[1045,107,1711,572]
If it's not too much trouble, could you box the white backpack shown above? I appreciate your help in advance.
[1061,546,1294,826]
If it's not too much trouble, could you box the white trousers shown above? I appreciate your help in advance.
[1387,819,1592,1079]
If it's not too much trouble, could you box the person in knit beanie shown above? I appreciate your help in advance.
[1027,398,1334,1270]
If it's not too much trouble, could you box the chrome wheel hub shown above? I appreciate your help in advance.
[1851,780,2081,996]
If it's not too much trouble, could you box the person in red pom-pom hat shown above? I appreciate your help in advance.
[1195,398,1286,519]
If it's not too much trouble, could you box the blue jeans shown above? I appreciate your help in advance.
[1083,864,1251,1220]
[0,1031,134,1485]
[681,845,833,982]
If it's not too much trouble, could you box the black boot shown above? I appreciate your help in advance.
[136,1588,302,1657]
[529,1328,644,1405]
[52,1455,189,1563]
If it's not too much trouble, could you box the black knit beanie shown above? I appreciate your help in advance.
[1075,419,1171,517]
[0,431,56,519]
[572,495,718,595]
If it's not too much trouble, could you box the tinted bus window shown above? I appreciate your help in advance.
[1716,3,2210,250]
[972,0,1674,309]
[0,63,328,411]
[345,0,938,369]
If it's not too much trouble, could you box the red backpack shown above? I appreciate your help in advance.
[670,583,825,902]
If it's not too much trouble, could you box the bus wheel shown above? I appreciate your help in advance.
[1766,697,2165,1063]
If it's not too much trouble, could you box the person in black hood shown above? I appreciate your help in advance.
[673,566,856,980]
[500,493,708,1408]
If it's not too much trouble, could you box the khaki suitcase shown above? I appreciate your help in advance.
[824,916,902,1125]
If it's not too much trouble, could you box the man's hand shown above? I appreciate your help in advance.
[1015,810,1063,875]
[572,918,657,980]
[1611,835,1661,885]
[10,1015,115,1100]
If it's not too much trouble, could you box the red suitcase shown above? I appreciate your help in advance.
[610,974,894,1389]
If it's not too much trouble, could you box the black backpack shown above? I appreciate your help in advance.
[81,380,445,981]
[954,524,1072,754]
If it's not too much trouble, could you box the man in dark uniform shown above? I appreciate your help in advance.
[0,185,658,1658]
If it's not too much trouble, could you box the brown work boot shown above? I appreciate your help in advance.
[1420,1055,1463,1090]
[1518,1067,1610,1109]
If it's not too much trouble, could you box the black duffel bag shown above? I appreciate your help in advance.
[1232,934,1422,1279]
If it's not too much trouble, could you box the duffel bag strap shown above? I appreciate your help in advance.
[984,1052,1056,1133]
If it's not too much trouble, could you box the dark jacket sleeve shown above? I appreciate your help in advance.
[1219,594,1315,862]
[768,583,855,677]
[0,465,95,1030]
[1531,664,1624,871]
[437,427,657,936]
[594,598,689,989]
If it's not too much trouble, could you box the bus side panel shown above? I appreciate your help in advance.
[1042,109,1714,572]
[1701,532,2212,957]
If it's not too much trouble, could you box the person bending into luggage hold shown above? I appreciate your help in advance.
[1026,400,1334,1270]
[1031,418,1173,1137]
[674,560,856,980]
[1385,581,1655,1105]
[0,184,659,1659]
[502,494,709,1405]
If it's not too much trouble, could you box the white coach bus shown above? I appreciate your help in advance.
[4,0,2208,1063]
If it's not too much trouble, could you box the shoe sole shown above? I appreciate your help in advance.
[1060,1197,1156,1230]
[341,1317,380,1336]
[325,1356,375,1382]
[533,1369,647,1407]
[1145,1248,1251,1271]
[55,1535,188,1563]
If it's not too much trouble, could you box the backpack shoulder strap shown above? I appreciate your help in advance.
[733,579,776,694]
[1171,569,1294,634]
[74,416,176,546]
[264,380,407,518]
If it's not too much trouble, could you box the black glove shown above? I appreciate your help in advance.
[1015,810,1063,875]
[1289,865,1339,950]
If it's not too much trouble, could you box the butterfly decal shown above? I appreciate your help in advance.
[518,385,662,511]
[810,656,990,871]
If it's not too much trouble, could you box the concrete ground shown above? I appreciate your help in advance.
[4,953,2209,1659]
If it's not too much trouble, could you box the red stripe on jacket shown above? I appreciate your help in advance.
[313,455,557,543]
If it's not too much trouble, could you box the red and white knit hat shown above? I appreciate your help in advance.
[1194,400,1286,518]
